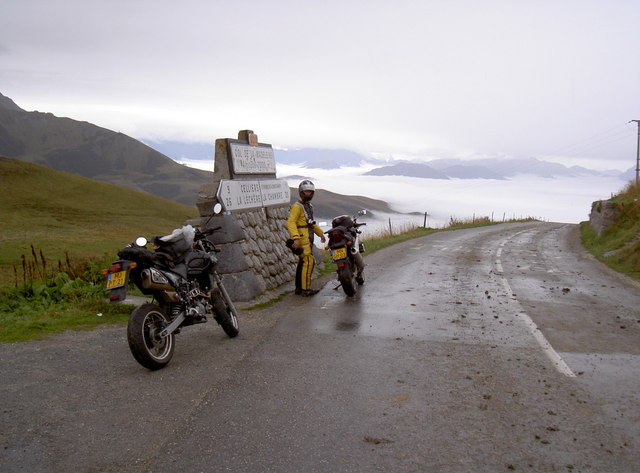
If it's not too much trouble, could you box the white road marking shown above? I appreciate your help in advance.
[497,233,576,378]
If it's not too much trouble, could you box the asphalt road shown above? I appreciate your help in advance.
[1,222,638,473]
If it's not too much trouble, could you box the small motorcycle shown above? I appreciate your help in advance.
[325,210,367,296]
[103,204,239,370]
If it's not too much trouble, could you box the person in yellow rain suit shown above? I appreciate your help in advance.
[286,180,326,296]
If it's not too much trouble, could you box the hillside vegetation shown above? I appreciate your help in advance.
[0,157,199,288]
[0,93,212,206]
[581,181,640,280]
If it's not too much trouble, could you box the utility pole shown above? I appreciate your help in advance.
[632,119,640,186]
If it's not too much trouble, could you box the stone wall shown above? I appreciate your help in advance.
[237,206,298,289]
[197,204,297,302]
[589,200,617,236]
[193,130,300,302]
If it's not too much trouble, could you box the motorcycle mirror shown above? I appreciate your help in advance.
[202,202,224,230]
[135,236,148,247]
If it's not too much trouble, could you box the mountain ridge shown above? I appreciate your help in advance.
[2,91,633,214]
[148,139,633,181]
[0,93,397,217]
[0,93,212,206]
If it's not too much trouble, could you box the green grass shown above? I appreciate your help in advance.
[0,293,133,342]
[0,272,133,342]
[0,157,199,342]
[0,157,198,289]
[580,181,640,280]
[241,292,290,311]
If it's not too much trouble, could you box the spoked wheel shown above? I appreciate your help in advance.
[127,304,175,370]
[337,265,357,297]
[211,289,239,338]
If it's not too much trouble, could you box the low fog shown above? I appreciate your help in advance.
[279,164,626,231]
[179,158,628,233]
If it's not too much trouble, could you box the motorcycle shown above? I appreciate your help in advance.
[325,210,367,296]
[103,203,239,370]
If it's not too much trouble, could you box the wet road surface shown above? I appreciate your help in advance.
[1,222,638,472]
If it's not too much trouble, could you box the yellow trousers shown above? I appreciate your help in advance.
[295,242,314,291]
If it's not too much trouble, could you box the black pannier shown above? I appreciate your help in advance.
[153,233,191,264]
[185,250,214,276]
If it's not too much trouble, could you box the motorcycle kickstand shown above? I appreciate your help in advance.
[333,282,343,291]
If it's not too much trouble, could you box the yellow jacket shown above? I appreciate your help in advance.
[286,200,324,242]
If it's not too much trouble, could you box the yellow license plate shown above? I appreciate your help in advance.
[106,270,127,289]
[332,247,347,260]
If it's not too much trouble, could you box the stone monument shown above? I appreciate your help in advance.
[195,130,297,301]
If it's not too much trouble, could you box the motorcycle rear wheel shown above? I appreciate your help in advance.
[211,289,239,338]
[127,304,175,370]
[337,265,357,297]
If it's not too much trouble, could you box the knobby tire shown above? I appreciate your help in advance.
[127,303,175,370]
[337,265,357,297]
[211,289,239,338]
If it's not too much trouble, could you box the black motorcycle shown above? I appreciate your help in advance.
[325,210,367,296]
[103,204,238,370]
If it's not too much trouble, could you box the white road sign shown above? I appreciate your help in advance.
[216,179,290,211]
[228,143,276,174]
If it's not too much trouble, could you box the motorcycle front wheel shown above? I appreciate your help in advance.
[127,304,175,370]
[211,289,239,338]
[337,265,357,297]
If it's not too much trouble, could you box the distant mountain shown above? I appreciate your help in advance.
[362,157,631,180]
[0,93,400,215]
[143,139,214,161]
[364,162,449,179]
[0,93,212,206]
[272,146,628,180]
[440,164,506,180]
[141,130,630,181]
[620,167,636,182]
[425,157,620,179]
[143,142,387,170]
[275,148,386,168]
[305,188,396,220]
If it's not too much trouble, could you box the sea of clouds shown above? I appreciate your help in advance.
[178,158,629,235]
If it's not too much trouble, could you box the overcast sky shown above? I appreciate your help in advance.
[1,0,639,170]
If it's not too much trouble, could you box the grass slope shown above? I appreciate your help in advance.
[0,157,199,288]
[581,181,640,280]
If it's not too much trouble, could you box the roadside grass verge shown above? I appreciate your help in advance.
[580,181,640,281]
[0,273,132,342]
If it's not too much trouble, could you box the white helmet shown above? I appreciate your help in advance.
[298,180,315,201]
